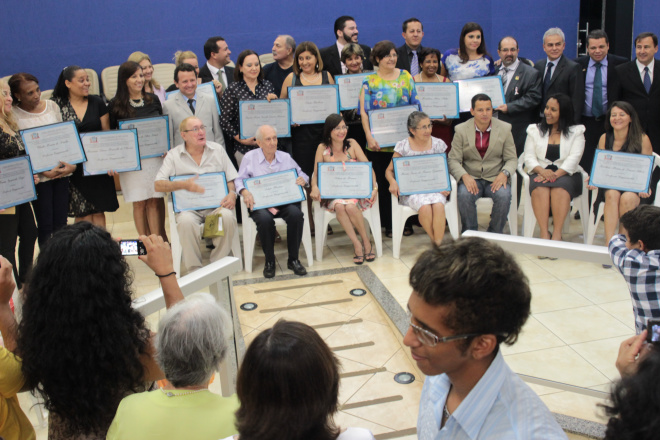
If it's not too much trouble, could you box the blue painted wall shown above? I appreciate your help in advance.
[634,0,660,50]
[1,0,583,90]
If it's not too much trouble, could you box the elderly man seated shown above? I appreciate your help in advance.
[107,293,238,439]
[155,116,238,272]
[236,125,309,278]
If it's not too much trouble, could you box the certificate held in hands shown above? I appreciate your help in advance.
[589,149,654,193]
[118,116,170,159]
[336,73,370,110]
[239,100,291,138]
[170,172,228,212]
[244,169,305,210]
[393,154,451,195]
[81,130,141,175]
[318,162,373,199]
[415,83,459,119]
[288,85,340,125]
[368,105,419,148]
[456,77,505,112]
[19,120,86,173]
[0,156,37,210]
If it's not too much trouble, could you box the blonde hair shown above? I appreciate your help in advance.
[127,51,161,89]
[0,80,18,132]
[174,51,198,66]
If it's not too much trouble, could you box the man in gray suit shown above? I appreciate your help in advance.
[163,63,223,148]
[449,94,517,234]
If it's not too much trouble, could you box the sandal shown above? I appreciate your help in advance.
[385,229,392,238]
[364,243,375,262]
[403,226,414,236]
[353,249,365,265]
[327,225,333,235]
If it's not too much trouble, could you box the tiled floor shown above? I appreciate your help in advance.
[21,198,628,439]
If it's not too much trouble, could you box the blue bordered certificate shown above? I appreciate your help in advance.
[0,156,37,210]
[415,83,460,119]
[393,154,451,195]
[317,162,373,199]
[456,76,505,112]
[118,116,170,159]
[81,129,141,175]
[288,85,340,125]
[170,172,228,212]
[368,105,419,148]
[244,169,305,210]
[19,121,86,173]
[589,150,654,193]
[335,73,370,110]
[239,99,291,138]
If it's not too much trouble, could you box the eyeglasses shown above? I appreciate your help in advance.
[407,311,480,347]
[182,125,207,133]
[333,125,348,132]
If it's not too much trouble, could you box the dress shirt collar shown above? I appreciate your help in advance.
[336,40,346,55]
[500,58,519,73]
[179,141,218,165]
[180,92,198,103]
[475,122,492,134]
[588,57,608,68]
[546,55,562,66]
[637,58,655,76]
[206,61,220,79]
[255,147,281,165]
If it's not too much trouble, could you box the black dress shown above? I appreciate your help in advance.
[53,95,119,217]
[291,71,331,177]
[528,143,583,199]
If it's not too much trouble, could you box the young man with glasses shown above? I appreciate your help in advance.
[405,237,567,439]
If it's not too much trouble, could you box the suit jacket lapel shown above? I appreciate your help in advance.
[547,56,565,89]
[506,63,526,100]
[482,121,499,162]
[650,59,660,94]
[467,119,477,157]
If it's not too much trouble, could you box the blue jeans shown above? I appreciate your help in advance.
[457,178,511,233]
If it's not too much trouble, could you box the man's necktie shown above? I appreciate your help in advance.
[592,62,603,118]
[500,67,508,91]
[543,62,554,95]
[644,66,652,94]
[411,50,419,77]
[219,69,227,92]
[187,98,195,115]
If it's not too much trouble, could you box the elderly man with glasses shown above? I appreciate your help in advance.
[404,237,568,439]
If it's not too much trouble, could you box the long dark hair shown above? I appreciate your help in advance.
[321,113,349,154]
[17,222,151,437]
[235,320,341,440]
[539,93,574,137]
[234,49,264,82]
[51,65,84,102]
[458,22,489,63]
[604,101,645,154]
[111,61,153,120]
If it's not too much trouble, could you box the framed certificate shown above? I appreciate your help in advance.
[589,149,654,193]
[170,172,228,212]
[335,73,370,110]
[415,83,460,119]
[288,85,340,125]
[0,156,37,210]
[196,82,222,115]
[81,129,141,175]
[244,169,305,210]
[239,99,291,138]
[118,116,170,159]
[318,162,373,199]
[19,121,86,173]
[456,77,505,112]
[368,105,420,148]
[393,154,451,195]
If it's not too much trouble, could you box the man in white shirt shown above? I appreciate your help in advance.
[405,237,567,439]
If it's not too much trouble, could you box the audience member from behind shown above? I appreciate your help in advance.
[17,223,184,439]
[107,293,238,440]
[127,51,166,103]
[406,237,567,439]
[0,256,35,440]
[263,35,296,96]
[609,205,660,334]
[602,330,660,440]
[223,320,375,440]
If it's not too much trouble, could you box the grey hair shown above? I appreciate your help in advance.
[543,27,565,44]
[155,292,231,388]
[407,111,430,137]
[255,125,277,141]
[279,34,296,52]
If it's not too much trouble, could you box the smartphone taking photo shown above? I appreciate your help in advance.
[120,240,147,256]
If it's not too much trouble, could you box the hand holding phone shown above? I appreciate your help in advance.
[120,240,147,256]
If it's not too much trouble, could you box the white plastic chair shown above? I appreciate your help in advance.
[101,65,120,100]
[587,152,660,245]
[517,156,589,243]
[391,185,460,259]
[312,199,382,262]
[152,63,176,91]
[84,68,100,96]
[239,196,314,273]
[166,196,242,276]
[259,53,275,66]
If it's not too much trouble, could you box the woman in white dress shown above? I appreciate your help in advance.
[386,111,450,245]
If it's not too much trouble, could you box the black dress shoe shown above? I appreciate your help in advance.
[287,259,307,276]
[263,261,276,278]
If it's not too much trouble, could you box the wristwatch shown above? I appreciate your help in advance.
[501,170,511,178]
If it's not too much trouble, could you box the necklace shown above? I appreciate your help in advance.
[301,72,320,82]
[444,403,451,419]
[130,98,144,108]
[160,388,208,397]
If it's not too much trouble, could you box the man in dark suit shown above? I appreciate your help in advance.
[535,28,584,124]
[198,36,235,95]
[320,15,372,78]
[576,30,627,172]
[616,32,660,154]
[395,18,424,75]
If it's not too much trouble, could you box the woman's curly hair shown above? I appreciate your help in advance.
[17,222,151,437]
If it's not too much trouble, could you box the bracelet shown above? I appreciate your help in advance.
[155,271,176,278]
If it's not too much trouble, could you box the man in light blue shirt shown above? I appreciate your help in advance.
[405,237,567,439]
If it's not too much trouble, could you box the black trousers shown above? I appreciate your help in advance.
[0,202,37,289]
[580,115,607,173]
[250,203,303,262]
[32,177,69,247]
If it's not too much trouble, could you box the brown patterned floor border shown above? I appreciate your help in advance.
[253,279,344,293]
[312,318,363,329]
[258,298,353,313]
[330,341,375,351]
[340,367,387,378]
[340,395,403,410]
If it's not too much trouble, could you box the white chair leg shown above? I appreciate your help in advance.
[369,198,383,257]
[300,200,314,268]
[313,201,326,262]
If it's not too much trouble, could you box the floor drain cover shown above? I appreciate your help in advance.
[350,288,367,297]
[394,372,415,384]
[240,302,258,311]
